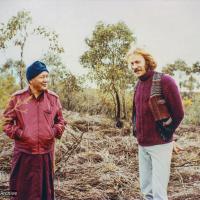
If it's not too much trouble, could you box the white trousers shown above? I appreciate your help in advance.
[138,142,173,200]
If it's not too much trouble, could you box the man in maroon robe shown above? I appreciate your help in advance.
[3,61,65,200]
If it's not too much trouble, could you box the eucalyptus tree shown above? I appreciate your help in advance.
[80,21,136,123]
[0,10,64,89]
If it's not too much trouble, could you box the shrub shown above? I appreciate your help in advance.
[183,93,200,125]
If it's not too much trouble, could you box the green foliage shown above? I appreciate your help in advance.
[0,10,32,49]
[0,10,32,88]
[34,26,64,54]
[0,73,18,109]
[182,75,197,93]
[183,93,200,125]
[191,62,200,73]
[42,52,83,110]
[63,88,134,122]
[162,59,189,76]
[1,59,26,88]
[0,73,19,132]
[190,62,200,90]
[80,21,136,120]
[0,10,64,89]
[70,89,102,114]
[80,21,135,87]
[55,72,83,111]
[162,59,199,93]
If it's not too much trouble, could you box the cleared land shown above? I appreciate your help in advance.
[0,111,199,200]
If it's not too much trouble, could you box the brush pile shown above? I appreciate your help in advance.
[0,111,199,200]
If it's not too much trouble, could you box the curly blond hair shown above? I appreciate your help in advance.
[126,48,157,70]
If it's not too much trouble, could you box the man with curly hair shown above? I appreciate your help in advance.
[127,48,184,200]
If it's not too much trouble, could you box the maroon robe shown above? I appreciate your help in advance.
[10,150,54,200]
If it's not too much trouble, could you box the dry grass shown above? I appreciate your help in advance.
[0,111,199,200]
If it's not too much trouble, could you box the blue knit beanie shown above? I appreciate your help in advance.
[26,61,49,81]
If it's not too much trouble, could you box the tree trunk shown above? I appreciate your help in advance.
[113,88,123,128]
[19,38,26,89]
[110,92,117,119]
[114,89,120,121]
[122,92,127,120]
[19,65,24,89]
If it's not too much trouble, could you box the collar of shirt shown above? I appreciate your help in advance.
[139,70,154,81]
[28,87,45,101]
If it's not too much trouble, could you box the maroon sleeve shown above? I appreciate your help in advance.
[3,96,23,139]
[161,74,184,130]
[52,97,66,139]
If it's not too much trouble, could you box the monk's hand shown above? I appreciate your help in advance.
[173,141,183,154]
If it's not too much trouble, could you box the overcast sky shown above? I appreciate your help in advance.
[0,0,200,75]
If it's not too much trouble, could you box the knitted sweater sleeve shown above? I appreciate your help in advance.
[161,74,184,130]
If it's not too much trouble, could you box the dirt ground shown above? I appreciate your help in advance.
[0,111,199,200]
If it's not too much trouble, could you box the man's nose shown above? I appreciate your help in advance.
[131,63,137,70]
[44,77,49,82]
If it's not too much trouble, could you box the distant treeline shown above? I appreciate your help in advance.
[0,10,200,125]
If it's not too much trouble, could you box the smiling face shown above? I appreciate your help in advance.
[29,71,49,92]
[128,54,147,77]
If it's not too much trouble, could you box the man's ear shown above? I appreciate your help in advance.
[145,63,150,71]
